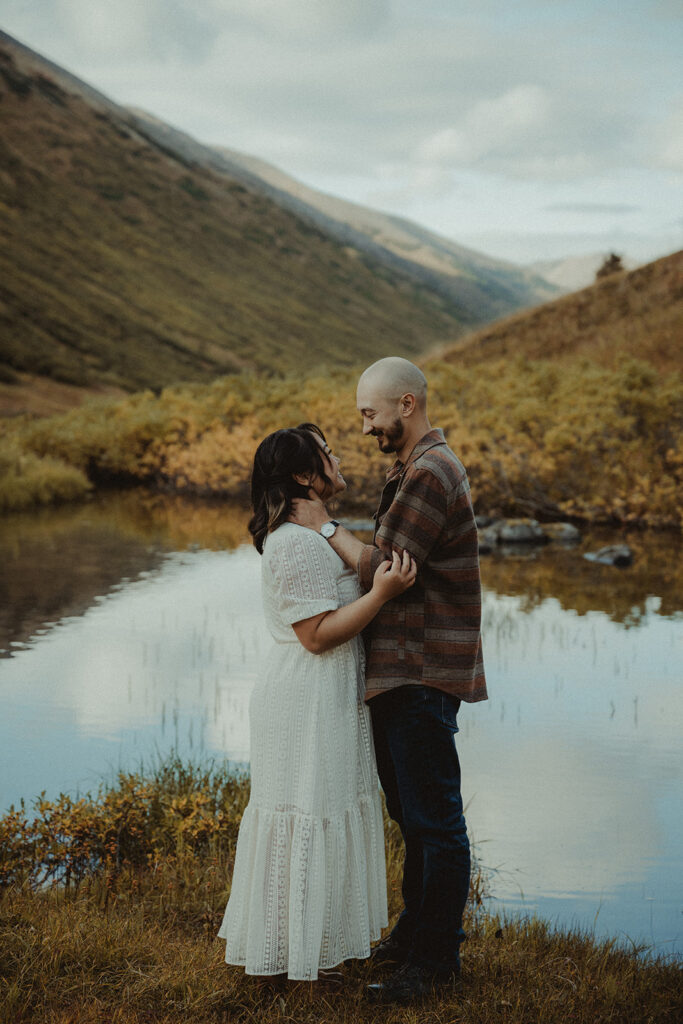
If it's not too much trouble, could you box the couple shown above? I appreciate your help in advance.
[218,357,487,1005]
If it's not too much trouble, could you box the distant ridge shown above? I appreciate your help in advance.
[528,252,639,293]
[129,109,556,322]
[432,250,683,374]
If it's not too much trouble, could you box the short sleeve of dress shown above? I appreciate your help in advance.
[264,526,339,626]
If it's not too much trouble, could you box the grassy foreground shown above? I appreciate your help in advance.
[1,760,680,1024]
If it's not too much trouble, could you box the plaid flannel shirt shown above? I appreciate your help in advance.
[357,428,487,703]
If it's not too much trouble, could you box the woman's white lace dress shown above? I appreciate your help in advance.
[218,523,388,980]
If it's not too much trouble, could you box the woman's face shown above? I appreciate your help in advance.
[308,433,346,500]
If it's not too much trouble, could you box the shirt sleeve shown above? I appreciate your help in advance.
[266,527,339,625]
[357,465,448,591]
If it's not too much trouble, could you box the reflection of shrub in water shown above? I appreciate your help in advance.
[481,528,683,621]
[110,491,252,552]
[0,492,252,654]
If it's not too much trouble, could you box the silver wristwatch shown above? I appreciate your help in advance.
[319,520,340,539]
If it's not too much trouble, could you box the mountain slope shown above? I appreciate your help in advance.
[432,251,682,374]
[0,31,484,394]
[129,109,557,321]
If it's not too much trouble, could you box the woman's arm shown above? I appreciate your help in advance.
[292,550,415,654]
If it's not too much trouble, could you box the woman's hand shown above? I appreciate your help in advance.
[288,497,329,530]
[371,550,417,602]
[293,548,417,654]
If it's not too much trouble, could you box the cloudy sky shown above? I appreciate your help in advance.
[3,0,682,264]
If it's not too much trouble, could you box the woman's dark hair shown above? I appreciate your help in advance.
[248,425,331,554]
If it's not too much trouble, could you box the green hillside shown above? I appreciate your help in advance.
[0,35,473,394]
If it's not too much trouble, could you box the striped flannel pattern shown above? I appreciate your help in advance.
[357,429,487,703]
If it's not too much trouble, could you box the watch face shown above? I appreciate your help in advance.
[321,521,337,538]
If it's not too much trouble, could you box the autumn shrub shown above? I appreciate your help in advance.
[425,356,683,527]
[0,434,91,512]
[7,356,683,527]
[0,757,249,892]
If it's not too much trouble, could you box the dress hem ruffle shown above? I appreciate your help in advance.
[218,794,388,981]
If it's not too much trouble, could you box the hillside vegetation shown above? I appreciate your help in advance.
[127,109,556,319]
[0,36,472,394]
[436,251,682,374]
[1,117,680,531]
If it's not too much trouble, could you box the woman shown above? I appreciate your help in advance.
[218,424,416,982]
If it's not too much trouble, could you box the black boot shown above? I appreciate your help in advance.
[367,961,461,1005]
[369,932,411,969]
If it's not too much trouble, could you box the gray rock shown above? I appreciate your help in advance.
[475,515,495,529]
[497,518,548,544]
[542,522,582,544]
[583,544,634,568]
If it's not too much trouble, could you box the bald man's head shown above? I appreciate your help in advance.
[356,357,431,458]
[357,357,427,409]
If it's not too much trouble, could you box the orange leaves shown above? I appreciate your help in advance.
[142,416,262,496]
[5,353,683,528]
[0,760,250,892]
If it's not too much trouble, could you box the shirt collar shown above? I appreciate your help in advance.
[386,428,446,481]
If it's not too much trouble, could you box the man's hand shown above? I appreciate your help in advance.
[289,497,330,531]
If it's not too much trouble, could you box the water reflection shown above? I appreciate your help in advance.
[463,590,682,958]
[0,493,681,958]
[480,528,683,622]
[0,491,251,655]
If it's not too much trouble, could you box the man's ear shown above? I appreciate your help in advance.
[400,393,417,417]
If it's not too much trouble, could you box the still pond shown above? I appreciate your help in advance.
[1,491,681,959]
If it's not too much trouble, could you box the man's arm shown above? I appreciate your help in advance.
[288,498,387,582]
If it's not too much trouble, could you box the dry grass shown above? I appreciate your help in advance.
[1,761,680,1024]
[432,251,683,377]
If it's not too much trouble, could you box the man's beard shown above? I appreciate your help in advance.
[373,417,404,453]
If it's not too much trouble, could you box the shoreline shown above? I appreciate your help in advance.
[3,479,683,534]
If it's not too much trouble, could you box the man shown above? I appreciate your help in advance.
[291,356,487,1004]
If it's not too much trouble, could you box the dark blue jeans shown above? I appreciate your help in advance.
[370,685,470,972]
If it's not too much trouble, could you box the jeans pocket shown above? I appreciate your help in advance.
[440,692,461,732]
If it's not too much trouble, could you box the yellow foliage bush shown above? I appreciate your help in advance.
[0,434,91,512]
[7,355,683,527]
[0,758,249,891]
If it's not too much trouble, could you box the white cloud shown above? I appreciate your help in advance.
[2,1,681,261]
[416,85,552,167]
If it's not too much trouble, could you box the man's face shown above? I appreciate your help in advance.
[356,383,405,454]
